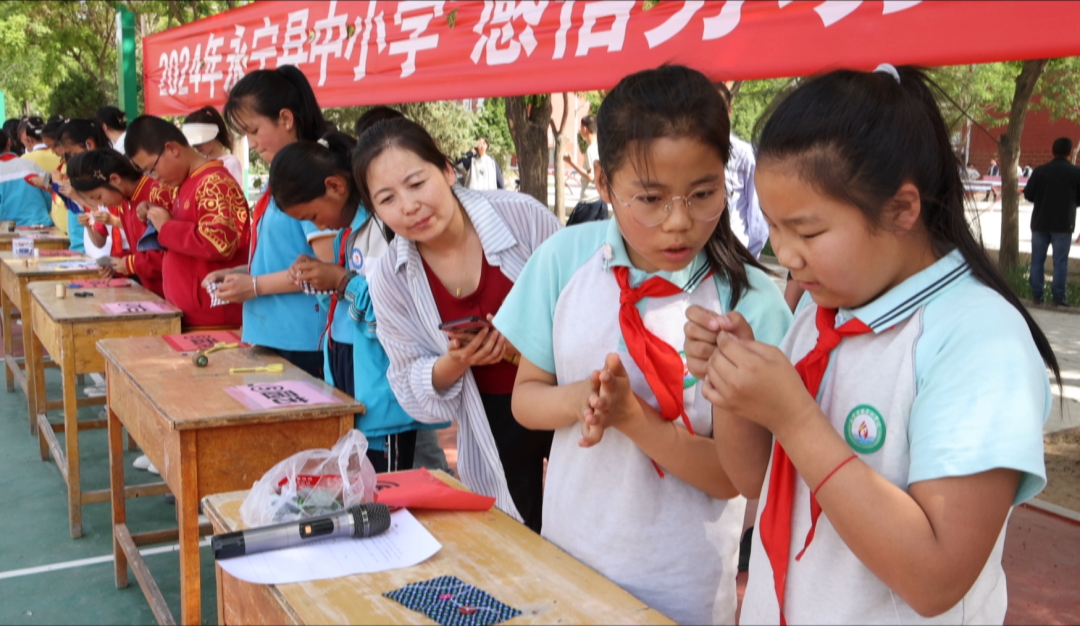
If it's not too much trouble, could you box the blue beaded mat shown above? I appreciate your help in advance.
[383,575,522,626]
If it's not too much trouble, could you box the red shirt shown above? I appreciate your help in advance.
[157,161,249,328]
[116,176,173,297]
[423,252,517,395]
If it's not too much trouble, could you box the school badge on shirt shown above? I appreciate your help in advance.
[845,404,886,453]
[351,246,364,271]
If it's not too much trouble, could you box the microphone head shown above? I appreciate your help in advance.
[348,503,392,538]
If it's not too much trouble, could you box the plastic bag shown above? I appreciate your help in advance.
[240,429,378,527]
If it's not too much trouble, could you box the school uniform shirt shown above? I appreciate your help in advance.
[325,207,441,451]
[117,176,173,297]
[20,149,66,233]
[158,160,250,328]
[726,134,768,258]
[369,186,562,521]
[244,194,332,351]
[741,249,1049,625]
[493,219,791,625]
[0,153,53,226]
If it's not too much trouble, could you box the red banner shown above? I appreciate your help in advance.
[143,0,1080,116]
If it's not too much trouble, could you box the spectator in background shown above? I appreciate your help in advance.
[1025,137,1080,305]
[95,106,128,151]
[462,137,504,191]
[964,162,981,180]
[983,157,1000,201]
[563,114,607,225]
[716,83,768,257]
[183,106,244,187]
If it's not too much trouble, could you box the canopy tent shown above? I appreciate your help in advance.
[143,0,1080,116]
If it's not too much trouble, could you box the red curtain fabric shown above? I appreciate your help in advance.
[144,1,1080,115]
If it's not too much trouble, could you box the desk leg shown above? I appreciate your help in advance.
[29,324,48,458]
[107,402,128,589]
[21,291,37,436]
[60,334,82,539]
[1,287,12,393]
[178,431,202,625]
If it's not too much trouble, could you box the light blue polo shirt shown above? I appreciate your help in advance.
[0,154,53,226]
[742,248,1050,626]
[326,206,373,345]
[494,218,792,626]
[242,195,335,351]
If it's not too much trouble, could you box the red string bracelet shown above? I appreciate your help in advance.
[812,454,858,498]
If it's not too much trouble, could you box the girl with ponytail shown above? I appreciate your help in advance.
[687,65,1056,624]
[205,66,337,378]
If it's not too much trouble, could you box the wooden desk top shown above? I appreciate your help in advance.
[29,281,181,323]
[1,251,95,278]
[97,337,364,431]
[204,473,674,626]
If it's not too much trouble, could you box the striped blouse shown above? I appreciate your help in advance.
[368,185,562,521]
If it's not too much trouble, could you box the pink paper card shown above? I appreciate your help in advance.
[162,331,243,352]
[100,301,173,315]
[224,381,343,410]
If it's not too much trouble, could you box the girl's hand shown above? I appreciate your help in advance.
[202,269,230,288]
[109,256,128,275]
[291,255,347,291]
[76,213,92,227]
[58,181,75,198]
[702,332,817,438]
[135,201,154,223]
[582,353,644,444]
[216,273,257,304]
[684,308,755,380]
[579,370,605,447]
[98,262,115,278]
[93,209,120,228]
[446,326,506,367]
[146,206,171,231]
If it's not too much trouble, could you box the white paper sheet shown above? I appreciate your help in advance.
[216,509,441,585]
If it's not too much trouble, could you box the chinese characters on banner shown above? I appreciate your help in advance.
[144,0,1080,116]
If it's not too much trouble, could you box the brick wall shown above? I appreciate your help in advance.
[967,107,1080,176]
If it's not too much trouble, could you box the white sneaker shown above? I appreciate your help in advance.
[147,462,159,475]
[133,454,150,470]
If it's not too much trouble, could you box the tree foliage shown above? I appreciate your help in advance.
[47,73,110,119]
[473,97,514,172]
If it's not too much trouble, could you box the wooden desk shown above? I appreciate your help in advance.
[0,252,97,432]
[0,228,71,252]
[30,282,182,538]
[203,474,674,626]
[100,337,364,626]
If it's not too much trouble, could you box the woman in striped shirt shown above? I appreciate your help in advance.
[361,118,561,531]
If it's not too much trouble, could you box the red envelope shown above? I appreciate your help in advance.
[375,468,495,511]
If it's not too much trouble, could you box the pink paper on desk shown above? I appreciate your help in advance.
[224,380,342,410]
[162,330,244,352]
[375,468,496,511]
[100,301,173,315]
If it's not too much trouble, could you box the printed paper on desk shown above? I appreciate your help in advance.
[100,301,174,315]
[215,508,441,585]
[68,278,131,289]
[45,261,98,271]
[375,469,495,511]
[163,330,243,352]
[224,380,342,410]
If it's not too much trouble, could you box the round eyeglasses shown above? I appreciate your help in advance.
[608,185,728,227]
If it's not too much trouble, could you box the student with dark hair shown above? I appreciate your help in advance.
[494,65,790,624]
[95,106,128,151]
[1025,136,1080,300]
[2,120,24,155]
[67,149,173,296]
[360,117,561,531]
[353,106,404,139]
[563,114,607,225]
[56,119,118,254]
[201,68,334,376]
[126,115,249,328]
[183,106,242,186]
[1,129,54,226]
[686,65,1056,625]
[268,132,441,472]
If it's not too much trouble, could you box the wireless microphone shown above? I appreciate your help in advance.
[212,503,392,560]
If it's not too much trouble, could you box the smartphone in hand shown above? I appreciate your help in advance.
[438,316,492,334]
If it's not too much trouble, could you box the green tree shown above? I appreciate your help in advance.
[473,97,514,172]
[47,73,110,119]
[728,78,795,142]
[506,95,552,206]
[0,5,58,118]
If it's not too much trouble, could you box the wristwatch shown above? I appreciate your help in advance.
[336,270,358,298]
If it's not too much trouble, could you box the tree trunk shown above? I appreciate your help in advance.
[550,93,571,221]
[998,59,1048,272]
[506,96,553,208]
[729,80,743,104]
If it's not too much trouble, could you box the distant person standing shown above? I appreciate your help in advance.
[563,114,607,225]
[1022,163,1033,178]
[463,137,504,191]
[1025,137,1080,306]
[716,83,767,257]
[984,157,1000,201]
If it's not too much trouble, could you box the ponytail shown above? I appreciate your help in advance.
[224,66,326,142]
[269,131,360,212]
[756,65,1060,385]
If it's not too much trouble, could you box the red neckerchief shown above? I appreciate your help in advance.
[248,189,272,264]
[321,227,353,349]
[758,306,871,624]
[0,153,17,162]
[613,265,704,477]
